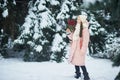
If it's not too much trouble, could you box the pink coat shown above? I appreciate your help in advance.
[68,27,90,66]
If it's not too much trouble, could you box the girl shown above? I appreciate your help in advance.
[67,15,90,80]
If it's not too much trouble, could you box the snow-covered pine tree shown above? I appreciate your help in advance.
[87,0,120,79]
[50,0,83,62]
[0,0,17,40]
[14,0,68,62]
[0,0,29,58]
[0,0,29,40]
[0,0,8,18]
[56,0,82,20]
[14,0,57,61]
[45,0,67,62]
[87,12,107,57]
[108,37,120,80]
[86,0,116,58]
[109,0,120,80]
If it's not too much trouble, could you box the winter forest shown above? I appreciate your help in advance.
[0,0,120,80]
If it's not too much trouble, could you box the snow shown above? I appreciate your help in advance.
[50,0,60,6]
[34,45,42,52]
[13,0,16,5]
[2,9,8,18]
[71,4,77,11]
[0,56,119,80]
[7,37,13,49]
[38,2,46,11]
[51,33,63,52]
[14,39,24,44]
[22,22,31,34]
[27,41,35,47]
[56,0,70,19]
[56,24,62,31]
[40,12,54,28]
[1,29,4,33]
[1,0,7,7]
[33,33,40,40]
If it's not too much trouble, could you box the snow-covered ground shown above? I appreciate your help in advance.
[0,56,119,80]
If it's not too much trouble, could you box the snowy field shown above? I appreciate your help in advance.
[0,56,119,80]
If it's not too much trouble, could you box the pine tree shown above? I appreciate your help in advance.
[88,0,120,79]
[0,0,29,40]
[14,0,56,61]
[0,0,29,58]
[56,0,82,21]
[109,0,120,80]
[50,0,83,62]
[47,0,81,62]
[87,12,107,57]
[86,0,118,59]
[14,0,68,62]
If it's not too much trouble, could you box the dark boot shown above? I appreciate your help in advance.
[74,72,81,79]
[74,66,81,79]
[83,72,90,80]
[81,66,90,80]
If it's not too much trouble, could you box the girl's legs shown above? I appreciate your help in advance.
[74,65,81,79]
[81,66,90,80]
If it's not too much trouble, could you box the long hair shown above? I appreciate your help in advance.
[73,22,83,41]
[79,22,83,37]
